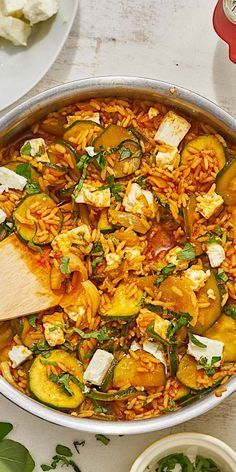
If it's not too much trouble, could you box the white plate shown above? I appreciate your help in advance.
[0,0,79,111]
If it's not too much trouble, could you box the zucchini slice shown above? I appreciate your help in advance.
[102,283,143,320]
[47,140,80,172]
[173,383,190,401]
[181,135,226,170]
[0,321,13,350]
[177,354,203,391]
[216,157,236,206]
[108,139,142,178]
[87,387,137,401]
[183,194,197,239]
[29,350,84,410]
[113,354,166,388]
[14,193,63,244]
[63,120,104,141]
[4,161,41,184]
[98,208,118,234]
[94,124,137,152]
[191,272,221,335]
[206,314,236,362]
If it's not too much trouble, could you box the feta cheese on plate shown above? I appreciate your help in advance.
[206,242,225,268]
[0,208,7,224]
[43,313,65,347]
[196,191,223,219]
[8,345,31,368]
[23,0,58,25]
[75,183,111,208]
[184,268,210,291]
[156,146,180,170]
[0,0,25,16]
[0,166,27,191]
[20,138,49,162]
[84,349,114,386]
[0,16,31,46]
[187,334,224,365]
[143,340,167,370]
[123,183,156,219]
[154,111,191,147]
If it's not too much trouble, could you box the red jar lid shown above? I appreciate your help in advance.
[213,0,236,62]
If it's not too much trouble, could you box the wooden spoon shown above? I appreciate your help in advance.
[0,234,62,321]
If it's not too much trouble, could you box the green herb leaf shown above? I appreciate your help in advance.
[73,441,85,454]
[76,154,88,170]
[26,181,40,195]
[106,175,123,201]
[28,241,43,253]
[162,399,176,413]
[119,146,132,161]
[167,312,192,340]
[195,455,221,472]
[161,263,176,276]
[28,314,37,330]
[30,340,52,358]
[16,162,31,180]
[0,422,13,440]
[91,242,103,255]
[135,176,147,188]
[189,333,207,348]
[95,434,110,445]
[50,372,74,396]
[91,255,104,271]
[177,242,195,260]
[55,444,73,457]
[68,326,110,343]
[197,356,221,376]
[40,359,58,366]
[0,439,35,472]
[216,268,228,283]
[154,275,165,287]
[20,142,32,156]
[224,303,236,320]
[215,226,223,238]
[60,256,70,274]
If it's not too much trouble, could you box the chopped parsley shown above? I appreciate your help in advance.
[60,256,70,274]
[189,333,207,348]
[197,356,221,376]
[95,434,110,445]
[177,242,195,260]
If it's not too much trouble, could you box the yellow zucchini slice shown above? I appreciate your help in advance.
[158,276,199,326]
[113,354,166,388]
[108,140,142,178]
[94,124,137,151]
[63,120,103,141]
[216,157,236,206]
[181,135,226,170]
[206,314,236,362]
[173,383,190,401]
[102,283,143,320]
[98,208,116,233]
[191,272,221,335]
[0,321,13,350]
[177,354,203,391]
[29,350,84,410]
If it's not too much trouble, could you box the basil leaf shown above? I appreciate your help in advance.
[20,142,32,156]
[40,359,58,366]
[15,163,31,181]
[106,175,123,201]
[154,275,165,287]
[95,434,110,445]
[55,445,73,457]
[177,242,195,260]
[161,263,176,276]
[189,333,207,348]
[0,422,13,441]
[28,314,37,330]
[167,312,192,340]
[197,356,221,376]
[0,439,35,472]
[60,256,70,274]
[224,303,236,320]
[195,455,221,472]
[67,326,110,342]
[91,255,104,271]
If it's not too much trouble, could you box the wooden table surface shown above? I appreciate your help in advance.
[0,1,236,471]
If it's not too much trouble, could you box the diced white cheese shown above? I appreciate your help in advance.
[156,146,180,170]
[123,183,156,219]
[148,107,159,119]
[153,314,170,342]
[154,111,191,147]
[83,349,114,386]
[85,146,96,157]
[105,247,141,268]
[165,246,189,271]
[105,253,122,267]
[206,242,225,268]
[184,268,210,291]
[23,0,58,25]
[68,113,100,125]
[8,345,31,368]
[75,183,111,208]
[0,208,7,224]
[0,16,31,46]
[196,191,223,219]
[52,224,91,255]
[187,335,224,365]
[130,340,142,351]
[143,340,167,370]
[20,138,49,162]
[43,318,65,347]
[0,0,25,16]
[0,167,27,191]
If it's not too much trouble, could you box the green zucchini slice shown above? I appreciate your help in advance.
[98,209,118,234]
[29,350,84,410]
[109,139,142,178]
[102,283,143,320]
[87,387,137,401]
[48,140,79,171]
[176,354,203,391]
[206,313,236,362]
[94,124,138,152]
[14,193,63,244]
[191,272,221,335]
[216,157,236,206]
[63,120,104,141]
[181,135,226,170]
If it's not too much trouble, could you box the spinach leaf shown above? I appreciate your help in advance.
[0,439,35,472]
[0,422,13,441]
[16,163,31,180]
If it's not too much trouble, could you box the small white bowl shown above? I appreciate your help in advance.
[130,432,236,472]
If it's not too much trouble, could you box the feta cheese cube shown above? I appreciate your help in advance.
[105,253,122,267]
[0,208,7,224]
[23,0,58,25]
[148,107,159,119]
[8,345,31,368]
[0,0,25,16]
[187,334,224,365]
[206,242,225,268]
[123,183,156,219]
[184,268,210,291]
[0,16,31,46]
[153,314,170,342]
[154,111,191,147]
[130,341,141,351]
[20,138,49,162]
[52,224,91,255]
[75,183,111,208]
[68,113,100,126]
[143,340,167,370]
[196,192,223,219]
[43,313,65,347]
[83,349,114,386]
[165,246,189,271]
[156,146,180,170]
[85,146,96,157]
[0,167,27,191]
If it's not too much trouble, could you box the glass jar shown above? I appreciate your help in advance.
[223,0,236,24]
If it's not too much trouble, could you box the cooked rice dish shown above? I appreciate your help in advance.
[0,97,236,421]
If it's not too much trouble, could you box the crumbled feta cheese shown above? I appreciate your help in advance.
[0,16,31,46]
[105,253,122,267]
[206,242,225,268]
[184,268,210,291]
[52,224,91,255]
[0,0,25,16]
[8,345,31,368]
[153,314,170,342]
[68,113,100,125]
[75,183,111,208]
[154,111,191,147]
[0,167,27,191]
[187,335,224,365]
[143,340,167,370]
[85,146,96,157]
[156,146,180,170]
[125,247,141,261]
[20,138,49,162]
[165,246,189,270]
[43,313,65,347]
[105,247,141,268]
[148,107,159,119]
[23,0,58,25]
[130,341,141,351]
[196,192,223,219]
[123,183,156,219]
[207,288,216,300]
[84,349,114,386]
[0,208,7,224]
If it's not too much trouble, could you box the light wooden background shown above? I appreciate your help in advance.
[0,1,236,471]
